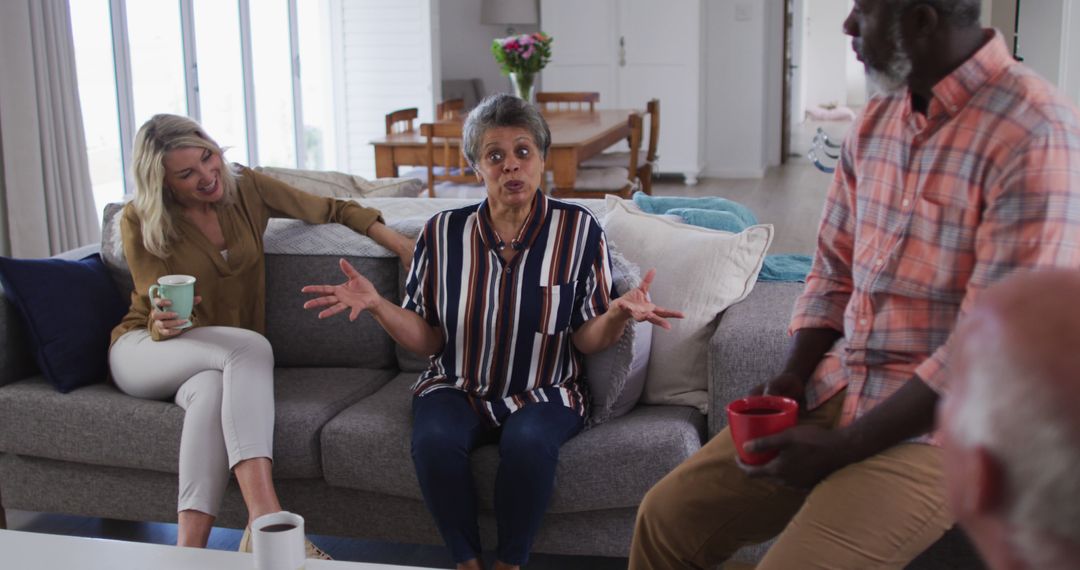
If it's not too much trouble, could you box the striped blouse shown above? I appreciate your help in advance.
[403,190,613,425]
[790,31,1080,441]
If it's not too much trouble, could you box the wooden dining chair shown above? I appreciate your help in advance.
[436,98,466,121]
[550,112,643,200]
[420,122,485,198]
[580,99,660,194]
[385,108,418,135]
[536,91,600,112]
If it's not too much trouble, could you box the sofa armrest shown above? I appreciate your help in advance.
[0,243,101,388]
[707,281,804,437]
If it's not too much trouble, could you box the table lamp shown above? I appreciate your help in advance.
[480,0,538,36]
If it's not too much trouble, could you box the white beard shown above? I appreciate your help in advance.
[866,20,913,96]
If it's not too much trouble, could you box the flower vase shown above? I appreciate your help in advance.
[509,72,536,102]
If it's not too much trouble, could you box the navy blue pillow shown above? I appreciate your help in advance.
[0,253,128,392]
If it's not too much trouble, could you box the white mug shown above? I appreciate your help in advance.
[252,511,306,570]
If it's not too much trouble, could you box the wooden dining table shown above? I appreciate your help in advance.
[370,109,638,191]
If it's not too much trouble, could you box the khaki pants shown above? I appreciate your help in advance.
[629,392,953,569]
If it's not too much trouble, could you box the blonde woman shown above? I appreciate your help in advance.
[107,114,413,555]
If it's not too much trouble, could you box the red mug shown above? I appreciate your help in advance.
[726,395,799,465]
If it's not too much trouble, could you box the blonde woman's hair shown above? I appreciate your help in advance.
[131,114,238,258]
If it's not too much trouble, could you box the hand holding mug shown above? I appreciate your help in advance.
[727,395,799,466]
[150,296,202,337]
[748,371,807,406]
[737,424,853,490]
[149,275,200,337]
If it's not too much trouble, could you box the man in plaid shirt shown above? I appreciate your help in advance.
[630,0,1080,568]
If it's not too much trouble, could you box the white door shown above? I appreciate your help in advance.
[538,0,618,101]
[616,0,701,178]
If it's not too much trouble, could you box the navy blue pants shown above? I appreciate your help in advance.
[410,389,584,565]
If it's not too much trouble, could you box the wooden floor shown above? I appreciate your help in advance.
[4,135,851,568]
[650,160,830,255]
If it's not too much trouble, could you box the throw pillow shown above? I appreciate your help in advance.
[0,254,128,392]
[632,193,759,227]
[101,201,135,301]
[602,198,773,413]
[668,207,748,233]
[255,166,423,198]
[584,246,653,427]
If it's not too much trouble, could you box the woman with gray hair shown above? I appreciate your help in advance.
[108,113,414,557]
[303,93,682,569]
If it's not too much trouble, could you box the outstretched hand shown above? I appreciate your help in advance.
[611,269,685,329]
[301,258,383,321]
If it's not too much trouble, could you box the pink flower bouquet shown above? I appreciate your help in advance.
[491,32,553,76]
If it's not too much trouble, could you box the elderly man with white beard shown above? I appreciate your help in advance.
[941,270,1080,570]
[627,0,1080,568]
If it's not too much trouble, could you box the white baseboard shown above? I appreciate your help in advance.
[700,166,767,179]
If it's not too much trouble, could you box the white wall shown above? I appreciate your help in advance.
[1017,0,1066,86]
[990,0,1017,49]
[802,0,849,110]
[844,0,867,107]
[764,0,784,167]
[438,0,539,101]
[703,0,770,177]
[1064,0,1080,106]
[337,0,437,177]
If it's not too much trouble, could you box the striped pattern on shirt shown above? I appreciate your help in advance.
[790,31,1080,442]
[403,190,613,425]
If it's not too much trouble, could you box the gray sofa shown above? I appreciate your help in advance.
[0,198,981,567]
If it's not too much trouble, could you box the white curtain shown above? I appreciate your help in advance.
[0,0,99,258]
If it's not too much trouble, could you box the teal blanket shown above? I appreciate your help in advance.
[632,193,812,282]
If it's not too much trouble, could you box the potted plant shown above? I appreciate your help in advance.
[491,32,553,102]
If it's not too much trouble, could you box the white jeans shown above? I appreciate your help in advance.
[109,326,275,517]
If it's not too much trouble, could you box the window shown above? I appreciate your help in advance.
[297,0,335,170]
[70,0,434,216]
[193,0,249,164]
[70,0,124,219]
[126,0,188,125]
[70,0,340,212]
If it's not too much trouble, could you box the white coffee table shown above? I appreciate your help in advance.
[0,529,435,569]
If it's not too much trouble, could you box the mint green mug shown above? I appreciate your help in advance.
[149,274,196,329]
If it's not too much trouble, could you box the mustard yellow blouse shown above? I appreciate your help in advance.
[111,166,382,344]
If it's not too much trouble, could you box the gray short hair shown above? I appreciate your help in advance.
[888,0,981,27]
[951,341,1080,567]
[462,94,551,168]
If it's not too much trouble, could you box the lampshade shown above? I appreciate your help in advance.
[480,0,538,26]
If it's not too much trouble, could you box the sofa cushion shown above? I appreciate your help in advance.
[0,254,127,393]
[603,198,773,414]
[0,377,183,473]
[101,202,136,301]
[265,254,398,368]
[584,246,652,427]
[321,373,705,513]
[0,368,394,479]
[269,367,396,478]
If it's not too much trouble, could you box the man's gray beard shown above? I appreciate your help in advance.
[867,20,914,95]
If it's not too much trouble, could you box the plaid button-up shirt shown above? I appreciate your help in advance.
[791,32,1080,442]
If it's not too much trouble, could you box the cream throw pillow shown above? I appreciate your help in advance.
[602,198,773,413]
[255,166,422,198]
